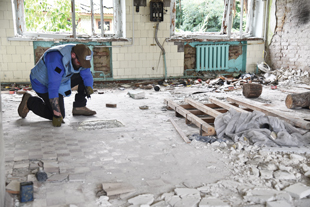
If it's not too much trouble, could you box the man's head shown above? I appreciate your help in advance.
[71,44,92,68]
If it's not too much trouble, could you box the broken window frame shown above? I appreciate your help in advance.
[11,0,125,40]
[170,0,252,40]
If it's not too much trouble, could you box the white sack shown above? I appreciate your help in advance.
[214,108,310,147]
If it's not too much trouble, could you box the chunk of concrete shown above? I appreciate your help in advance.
[273,170,295,180]
[284,183,310,199]
[102,182,135,196]
[96,196,112,207]
[174,188,201,199]
[128,194,154,205]
[5,180,20,194]
[199,197,230,207]
[244,188,280,204]
[289,154,305,162]
[260,170,274,179]
[128,91,145,99]
[266,200,292,207]
[293,198,310,207]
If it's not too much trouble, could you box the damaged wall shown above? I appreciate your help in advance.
[267,0,310,72]
[33,43,112,79]
[0,0,264,82]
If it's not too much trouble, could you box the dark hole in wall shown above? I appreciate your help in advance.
[35,46,49,64]
[93,47,111,78]
[184,44,196,70]
[229,45,242,60]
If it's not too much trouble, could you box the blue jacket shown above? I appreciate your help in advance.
[30,44,93,99]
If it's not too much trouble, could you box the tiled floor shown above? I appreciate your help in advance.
[2,88,232,206]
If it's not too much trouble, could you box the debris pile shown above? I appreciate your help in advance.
[257,62,310,86]
[93,141,310,207]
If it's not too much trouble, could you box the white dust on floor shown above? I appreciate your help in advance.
[2,84,310,207]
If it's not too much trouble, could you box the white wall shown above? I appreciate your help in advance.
[0,0,263,82]
[0,0,34,83]
[111,0,182,79]
[246,40,265,73]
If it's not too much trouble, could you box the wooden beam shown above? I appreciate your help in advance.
[185,98,222,118]
[169,119,191,143]
[209,97,248,113]
[227,97,310,130]
[180,103,220,109]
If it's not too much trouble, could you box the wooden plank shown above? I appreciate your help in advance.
[169,119,191,143]
[227,97,310,130]
[180,103,220,109]
[164,99,216,135]
[188,109,228,115]
[185,98,222,118]
[209,97,248,113]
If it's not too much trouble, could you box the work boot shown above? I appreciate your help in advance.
[72,106,96,116]
[18,93,32,118]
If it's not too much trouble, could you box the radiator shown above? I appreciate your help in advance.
[196,44,229,71]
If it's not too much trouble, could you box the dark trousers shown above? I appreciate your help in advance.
[27,73,87,120]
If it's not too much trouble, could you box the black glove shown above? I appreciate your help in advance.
[52,115,63,127]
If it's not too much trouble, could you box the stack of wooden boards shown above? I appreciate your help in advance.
[165,97,310,140]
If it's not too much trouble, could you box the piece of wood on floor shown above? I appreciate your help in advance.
[106,103,117,108]
[169,119,191,143]
[285,92,310,109]
[102,182,135,196]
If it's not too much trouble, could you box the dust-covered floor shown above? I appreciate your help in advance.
[2,83,310,207]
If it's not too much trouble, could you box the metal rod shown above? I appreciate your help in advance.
[71,0,76,38]
[227,0,234,38]
[240,0,244,38]
[90,0,95,36]
[100,0,104,37]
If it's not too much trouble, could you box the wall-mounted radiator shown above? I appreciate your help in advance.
[196,44,229,71]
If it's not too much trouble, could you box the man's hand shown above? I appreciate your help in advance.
[86,86,94,95]
[52,115,63,127]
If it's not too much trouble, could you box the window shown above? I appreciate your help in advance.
[12,0,125,39]
[97,20,111,31]
[171,0,264,39]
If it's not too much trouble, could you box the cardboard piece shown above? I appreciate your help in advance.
[6,180,20,194]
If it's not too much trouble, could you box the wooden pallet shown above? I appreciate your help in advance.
[164,98,251,136]
[165,96,310,139]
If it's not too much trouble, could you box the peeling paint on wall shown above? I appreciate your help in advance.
[267,0,310,72]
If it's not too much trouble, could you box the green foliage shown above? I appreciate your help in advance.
[232,1,247,32]
[24,0,80,32]
[176,0,246,33]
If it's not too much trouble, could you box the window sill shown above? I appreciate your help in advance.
[8,36,131,43]
[167,33,264,42]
